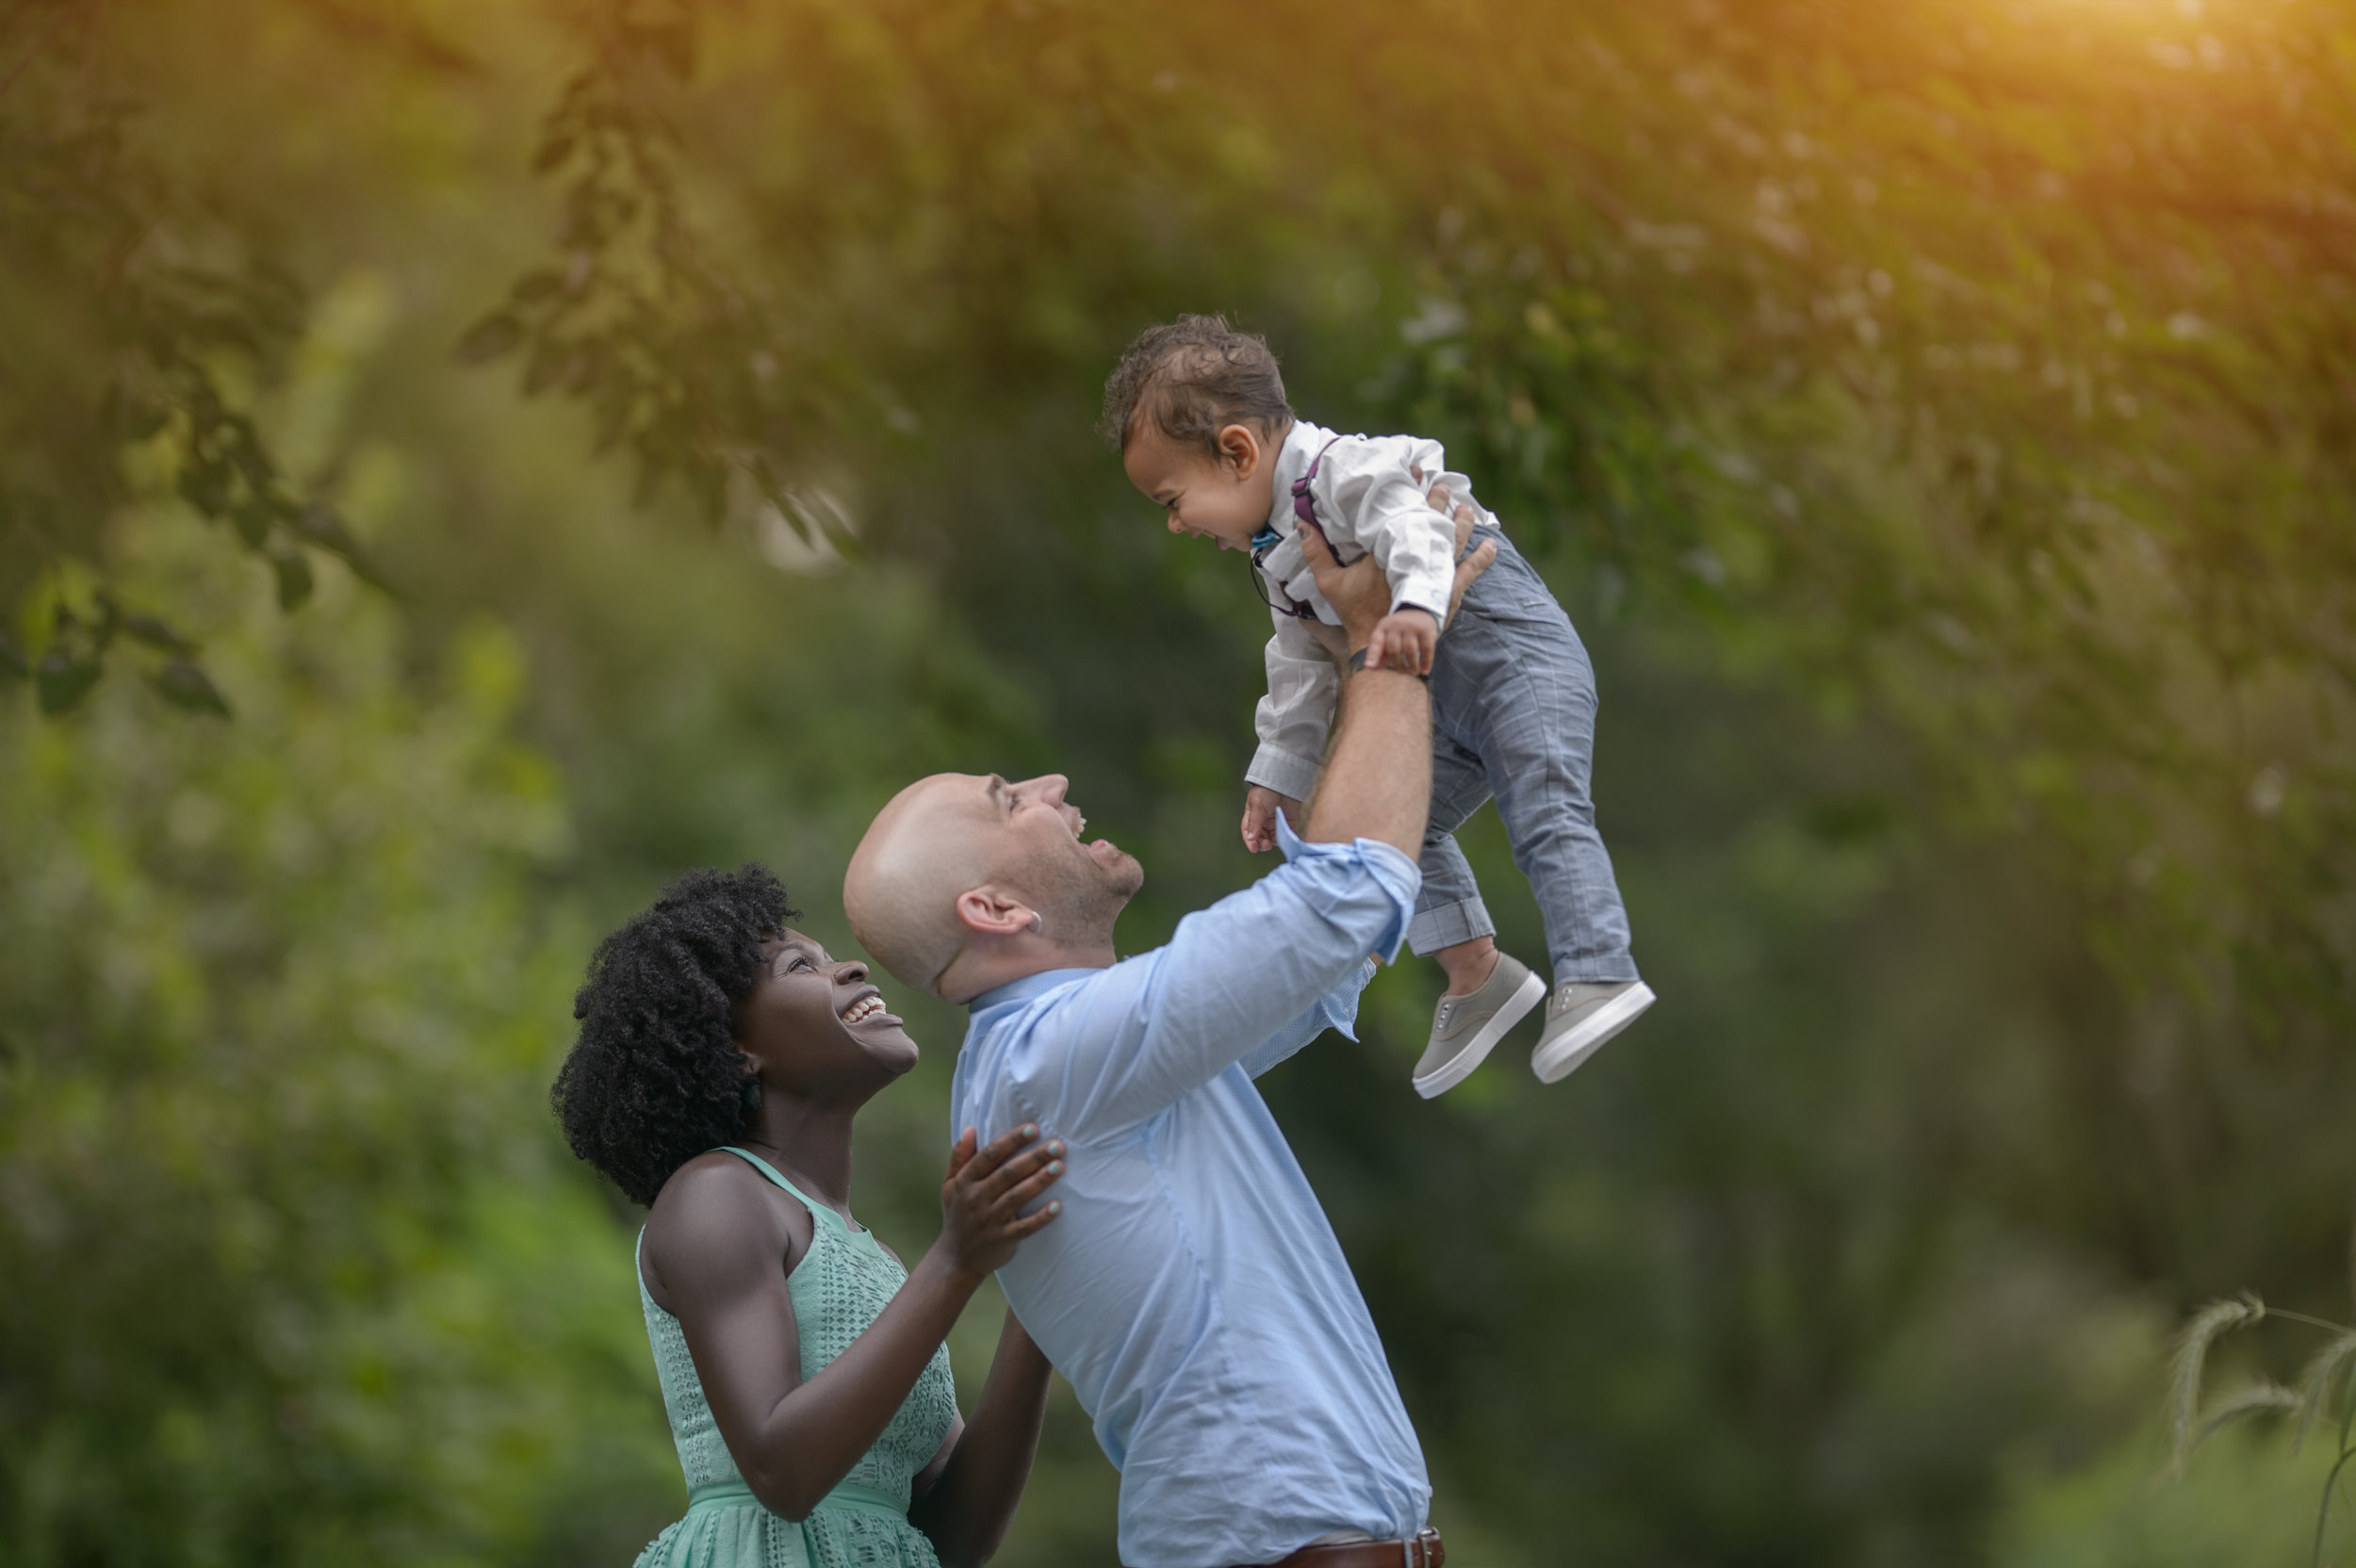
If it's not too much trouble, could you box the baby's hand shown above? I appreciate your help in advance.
[1241,785,1303,853]
[1362,609,1439,677]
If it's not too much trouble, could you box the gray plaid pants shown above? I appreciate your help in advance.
[1407,527,1640,987]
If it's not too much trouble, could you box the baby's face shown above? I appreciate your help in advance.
[1122,422,1272,553]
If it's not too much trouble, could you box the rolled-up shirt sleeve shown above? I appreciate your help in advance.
[1236,954,1380,1080]
[1005,819,1417,1141]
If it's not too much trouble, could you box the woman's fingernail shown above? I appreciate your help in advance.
[1047,1161,1062,1174]
[1048,1142,1063,1155]
[1047,1201,1062,1213]
[1023,1124,1037,1137]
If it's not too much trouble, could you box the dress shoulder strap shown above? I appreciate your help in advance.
[713,1145,859,1233]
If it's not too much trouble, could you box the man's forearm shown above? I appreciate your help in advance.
[1302,663,1430,858]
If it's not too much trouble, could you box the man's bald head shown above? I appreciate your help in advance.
[845,771,1143,1002]
[844,774,1000,996]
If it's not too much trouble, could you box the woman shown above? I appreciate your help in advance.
[554,864,1064,1568]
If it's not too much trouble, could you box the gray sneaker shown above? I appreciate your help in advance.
[1531,979,1656,1084]
[1412,952,1547,1099]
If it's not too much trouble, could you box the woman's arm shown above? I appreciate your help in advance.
[906,1310,1055,1568]
[647,1127,1063,1521]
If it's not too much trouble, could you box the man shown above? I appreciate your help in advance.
[844,494,1492,1568]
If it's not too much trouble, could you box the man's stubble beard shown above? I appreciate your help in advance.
[1039,843,1142,946]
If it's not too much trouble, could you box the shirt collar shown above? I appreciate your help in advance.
[1262,418,1332,539]
[968,967,1103,1016]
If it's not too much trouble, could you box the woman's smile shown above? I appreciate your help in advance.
[740,932,920,1080]
[838,989,892,1027]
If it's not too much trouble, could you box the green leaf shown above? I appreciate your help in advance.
[102,383,172,441]
[522,338,565,397]
[453,312,526,365]
[148,658,232,718]
[34,649,102,715]
[346,549,401,596]
[270,548,315,611]
[121,613,195,654]
[293,507,399,596]
[177,461,231,517]
[0,631,28,678]
[293,502,360,556]
[231,498,274,549]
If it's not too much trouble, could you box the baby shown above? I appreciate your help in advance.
[1101,314,1654,1096]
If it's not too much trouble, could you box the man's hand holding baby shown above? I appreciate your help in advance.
[1296,482,1494,673]
[1239,488,1497,853]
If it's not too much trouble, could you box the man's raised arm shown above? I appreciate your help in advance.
[1003,520,1498,1140]
[1297,521,1438,857]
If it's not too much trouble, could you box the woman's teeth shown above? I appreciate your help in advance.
[840,996,885,1025]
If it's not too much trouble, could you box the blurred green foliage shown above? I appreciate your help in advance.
[3,0,2352,1563]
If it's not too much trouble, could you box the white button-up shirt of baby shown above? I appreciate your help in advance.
[1245,418,1502,803]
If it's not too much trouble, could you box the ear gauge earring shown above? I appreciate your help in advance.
[741,1077,762,1116]
[1027,911,1045,935]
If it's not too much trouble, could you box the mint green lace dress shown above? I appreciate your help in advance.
[634,1147,958,1568]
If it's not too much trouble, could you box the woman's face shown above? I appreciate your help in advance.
[733,929,918,1097]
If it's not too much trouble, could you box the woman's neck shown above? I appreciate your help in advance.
[736,1097,858,1213]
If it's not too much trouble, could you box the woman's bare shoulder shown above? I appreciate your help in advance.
[641,1152,813,1311]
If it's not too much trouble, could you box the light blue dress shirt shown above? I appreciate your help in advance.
[951,820,1432,1568]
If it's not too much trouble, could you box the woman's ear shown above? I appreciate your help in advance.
[953,886,1034,939]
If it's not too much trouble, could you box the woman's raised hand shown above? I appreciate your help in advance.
[936,1124,1066,1282]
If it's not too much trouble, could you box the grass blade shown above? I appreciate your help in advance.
[2187,1380,2301,1459]
[2295,1328,2356,1456]
[2315,1446,2355,1568]
[2170,1292,2266,1477]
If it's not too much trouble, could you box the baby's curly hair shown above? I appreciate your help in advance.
[552,864,799,1206]
[1098,313,1293,456]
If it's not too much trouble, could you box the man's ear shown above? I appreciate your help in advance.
[1216,422,1263,478]
[953,886,1034,939]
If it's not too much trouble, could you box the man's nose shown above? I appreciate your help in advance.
[1017,774,1069,805]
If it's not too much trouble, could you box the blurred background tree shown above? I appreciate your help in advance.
[2,1,2350,1563]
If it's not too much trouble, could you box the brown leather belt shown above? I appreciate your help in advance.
[1252,1527,1445,1568]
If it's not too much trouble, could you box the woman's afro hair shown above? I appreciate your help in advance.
[552,864,798,1206]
